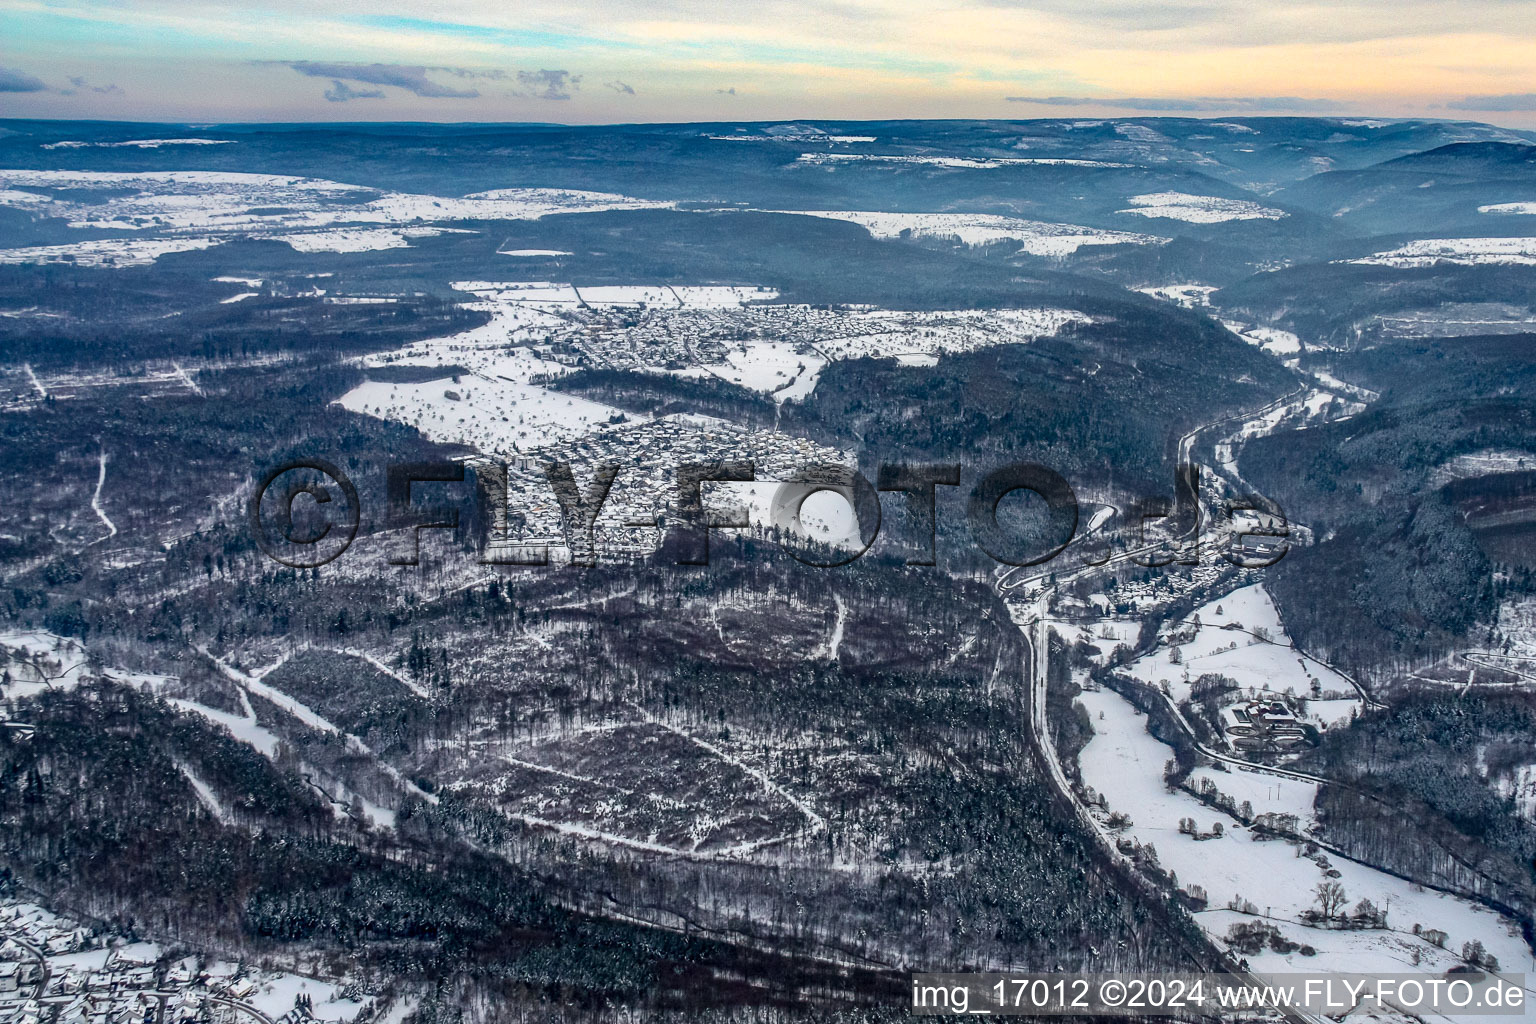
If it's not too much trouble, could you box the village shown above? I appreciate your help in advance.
[0,897,377,1024]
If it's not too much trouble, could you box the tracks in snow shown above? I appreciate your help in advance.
[90,449,117,541]
[627,700,827,834]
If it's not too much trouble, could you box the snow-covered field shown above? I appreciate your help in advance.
[1119,585,1363,722]
[1348,237,1536,267]
[695,340,826,402]
[1430,448,1536,488]
[337,378,632,454]
[772,209,1166,255]
[0,629,90,699]
[1076,686,1534,1001]
[1117,192,1287,223]
[0,169,674,265]
[1212,388,1365,479]
[1222,318,1302,356]
[1136,283,1217,307]
[0,235,225,267]
[1478,202,1536,216]
[274,225,472,253]
[709,480,865,550]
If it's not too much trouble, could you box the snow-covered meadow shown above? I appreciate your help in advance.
[0,168,674,264]
[1221,319,1302,357]
[1118,585,1364,726]
[337,378,632,454]
[1076,685,1534,1004]
[1478,202,1536,216]
[0,630,90,699]
[0,236,227,267]
[1117,192,1287,223]
[772,209,1166,255]
[1348,237,1536,268]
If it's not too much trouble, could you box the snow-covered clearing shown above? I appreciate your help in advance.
[1348,237,1536,268]
[1124,584,1362,718]
[337,377,632,455]
[1430,448,1536,488]
[0,235,225,268]
[231,966,365,1023]
[668,285,782,308]
[452,280,581,304]
[772,209,1165,255]
[0,189,52,204]
[1222,319,1302,356]
[708,480,865,552]
[1136,284,1216,307]
[822,595,848,661]
[1118,192,1287,223]
[696,340,825,402]
[0,630,89,698]
[274,225,472,253]
[0,169,673,266]
[576,284,682,307]
[1478,202,1536,216]
[168,698,283,758]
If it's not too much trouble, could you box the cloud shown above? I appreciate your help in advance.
[324,79,385,103]
[0,68,48,93]
[604,80,636,95]
[65,75,123,96]
[515,69,580,100]
[1447,93,1536,111]
[1005,95,1346,112]
[281,61,482,98]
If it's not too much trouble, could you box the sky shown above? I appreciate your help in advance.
[1,0,1534,127]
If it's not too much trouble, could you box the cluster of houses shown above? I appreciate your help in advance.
[497,414,852,558]
[0,899,375,1024]
[1089,562,1239,615]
